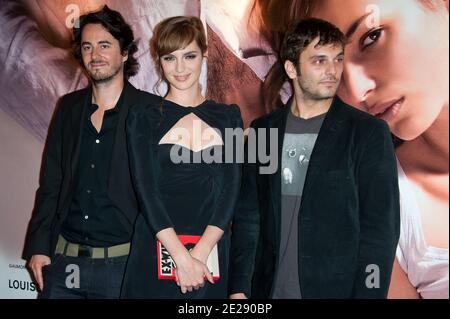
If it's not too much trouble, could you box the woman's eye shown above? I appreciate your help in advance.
[162,56,175,62]
[360,28,383,50]
[185,54,197,60]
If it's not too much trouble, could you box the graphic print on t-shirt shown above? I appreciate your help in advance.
[281,133,317,196]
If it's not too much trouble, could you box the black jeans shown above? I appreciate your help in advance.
[39,254,128,299]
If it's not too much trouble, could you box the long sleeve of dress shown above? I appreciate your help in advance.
[126,105,174,235]
[207,105,243,231]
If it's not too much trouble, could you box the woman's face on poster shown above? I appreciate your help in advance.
[312,0,449,141]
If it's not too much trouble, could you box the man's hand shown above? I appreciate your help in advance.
[29,255,51,291]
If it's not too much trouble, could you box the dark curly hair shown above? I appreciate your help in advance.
[280,18,347,68]
[72,5,139,79]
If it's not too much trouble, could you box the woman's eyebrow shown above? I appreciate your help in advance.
[345,12,372,39]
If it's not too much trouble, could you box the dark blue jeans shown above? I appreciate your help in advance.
[39,254,128,299]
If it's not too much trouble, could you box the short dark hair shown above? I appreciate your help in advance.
[280,18,347,66]
[72,5,139,79]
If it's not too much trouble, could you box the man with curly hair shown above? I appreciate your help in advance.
[23,5,158,299]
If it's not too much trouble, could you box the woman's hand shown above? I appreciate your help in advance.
[155,228,215,294]
[173,252,214,294]
[189,245,210,264]
[229,293,248,299]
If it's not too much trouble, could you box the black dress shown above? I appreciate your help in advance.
[121,98,243,298]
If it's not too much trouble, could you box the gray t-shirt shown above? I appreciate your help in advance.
[272,108,326,299]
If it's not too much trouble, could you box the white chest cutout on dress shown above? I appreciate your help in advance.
[158,113,224,152]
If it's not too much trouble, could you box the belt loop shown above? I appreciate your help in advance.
[104,247,108,259]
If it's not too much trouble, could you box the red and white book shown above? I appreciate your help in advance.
[157,235,220,281]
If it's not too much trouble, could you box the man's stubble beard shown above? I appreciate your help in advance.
[88,63,123,84]
[296,76,338,101]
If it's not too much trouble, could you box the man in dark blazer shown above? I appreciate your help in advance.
[229,18,400,299]
[23,6,158,298]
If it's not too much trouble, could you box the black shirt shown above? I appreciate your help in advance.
[61,91,131,247]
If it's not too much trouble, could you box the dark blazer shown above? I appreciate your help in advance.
[229,96,400,299]
[23,82,158,260]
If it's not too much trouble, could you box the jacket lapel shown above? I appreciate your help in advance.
[267,104,289,252]
[108,81,140,192]
[299,97,346,207]
[70,87,91,180]
[266,96,347,252]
